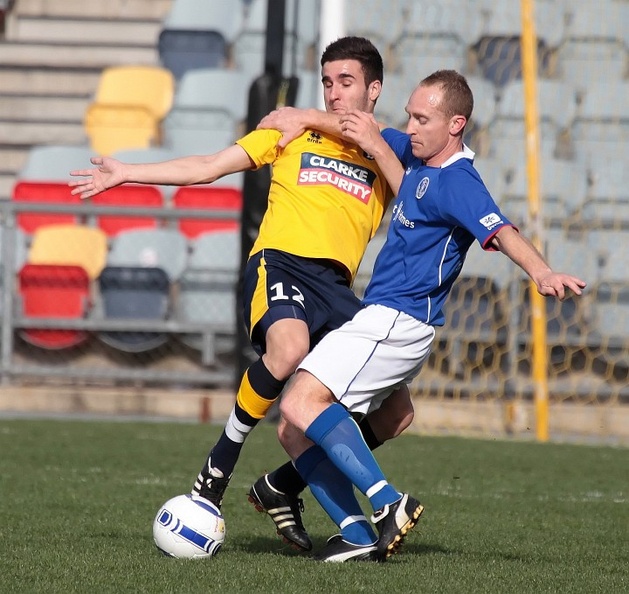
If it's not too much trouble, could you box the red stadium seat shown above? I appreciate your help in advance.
[172,185,241,238]
[12,181,82,234]
[91,184,164,236]
[18,263,91,349]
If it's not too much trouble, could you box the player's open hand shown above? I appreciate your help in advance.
[68,156,125,199]
[537,272,587,300]
[257,107,307,148]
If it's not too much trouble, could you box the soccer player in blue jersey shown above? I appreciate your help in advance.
[254,70,586,562]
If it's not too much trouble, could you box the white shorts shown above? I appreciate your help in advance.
[298,304,435,416]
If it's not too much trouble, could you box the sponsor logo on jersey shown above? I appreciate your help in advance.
[479,213,503,230]
[307,131,322,144]
[392,201,415,228]
[298,153,376,203]
[415,177,430,200]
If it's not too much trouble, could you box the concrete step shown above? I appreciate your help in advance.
[0,120,87,147]
[0,147,29,175]
[0,95,91,123]
[0,68,101,97]
[0,41,159,69]
[14,0,173,20]
[8,16,162,47]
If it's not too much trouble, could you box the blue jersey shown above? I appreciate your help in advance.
[363,128,514,326]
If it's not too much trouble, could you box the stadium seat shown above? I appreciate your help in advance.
[496,79,579,133]
[93,65,175,121]
[12,181,83,234]
[170,68,249,123]
[84,103,159,155]
[172,185,242,238]
[95,229,188,353]
[469,1,564,86]
[502,159,588,225]
[345,0,411,48]
[488,123,558,171]
[571,81,629,166]
[395,35,467,83]
[96,266,171,353]
[18,145,96,181]
[18,263,91,350]
[163,0,242,39]
[581,161,629,226]
[556,3,629,90]
[90,184,164,236]
[106,228,188,281]
[176,230,240,361]
[28,224,108,280]
[162,109,238,156]
[158,29,229,80]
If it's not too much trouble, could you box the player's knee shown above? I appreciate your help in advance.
[263,339,309,380]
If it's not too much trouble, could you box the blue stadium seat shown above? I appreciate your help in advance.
[96,266,172,353]
[158,29,228,80]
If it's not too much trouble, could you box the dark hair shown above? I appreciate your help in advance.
[421,70,473,121]
[320,36,384,87]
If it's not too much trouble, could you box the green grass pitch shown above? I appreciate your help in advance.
[1,418,626,593]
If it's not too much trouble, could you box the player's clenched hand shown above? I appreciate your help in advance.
[339,110,383,155]
[68,156,126,199]
[257,107,307,148]
[537,272,587,301]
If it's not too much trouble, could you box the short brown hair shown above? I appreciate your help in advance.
[321,36,384,87]
[421,70,473,121]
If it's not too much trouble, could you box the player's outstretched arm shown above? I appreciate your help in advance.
[491,226,587,300]
[69,145,254,200]
[257,107,342,148]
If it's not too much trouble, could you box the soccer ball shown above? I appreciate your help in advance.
[153,494,225,559]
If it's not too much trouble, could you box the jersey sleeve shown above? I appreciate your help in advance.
[235,129,283,168]
[439,166,516,250]
[381,128,415,169]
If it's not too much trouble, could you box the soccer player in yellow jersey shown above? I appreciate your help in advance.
[70,37,414,553]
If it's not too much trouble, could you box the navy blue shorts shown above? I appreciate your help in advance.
[243,249,362,355]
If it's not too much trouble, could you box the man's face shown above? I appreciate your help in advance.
[321,59,379,115]
[404,84,453,163]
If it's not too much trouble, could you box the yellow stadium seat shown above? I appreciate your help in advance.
[28,224,108,280]
[84,103,158,155]
[95,65,174,120]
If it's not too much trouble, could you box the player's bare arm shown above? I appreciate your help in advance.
[69,144,254,200]
[257,107,343,148]
[340,109,404,194]
[490,226,587,300]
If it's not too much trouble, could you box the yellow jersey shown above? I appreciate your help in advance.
[236,128,393,282]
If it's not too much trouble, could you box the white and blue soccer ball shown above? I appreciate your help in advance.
[153,494,226,559]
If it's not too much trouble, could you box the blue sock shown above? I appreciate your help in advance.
[295,446,376,545]
[305,404,400,511]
